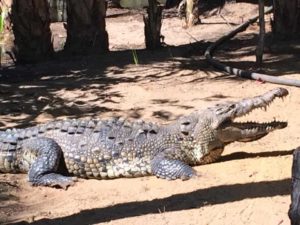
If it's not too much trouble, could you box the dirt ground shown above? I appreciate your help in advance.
[1,2,300,225]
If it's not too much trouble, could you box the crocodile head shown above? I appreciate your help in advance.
[199,88,288,144]
[179,88,289,164]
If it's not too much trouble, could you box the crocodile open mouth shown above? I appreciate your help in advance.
[217,88,288,143]
[230,120,287,131]
[218,119,287,143]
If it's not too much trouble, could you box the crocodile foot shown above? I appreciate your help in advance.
[31,174,77,189]
[151,155,197,180]
[22,137,77,189]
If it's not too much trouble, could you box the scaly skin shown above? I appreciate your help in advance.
[0,88,288,188]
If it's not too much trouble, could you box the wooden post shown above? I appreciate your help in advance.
[144,0,162,50]
[289,148,300,225]
[256,0,265,67]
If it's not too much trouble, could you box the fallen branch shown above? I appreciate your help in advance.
[219,14,233,28]
[204,6,300,87]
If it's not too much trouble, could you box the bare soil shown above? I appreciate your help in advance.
[1,3,300,225]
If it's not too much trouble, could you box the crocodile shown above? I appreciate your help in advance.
[0,88,288,188]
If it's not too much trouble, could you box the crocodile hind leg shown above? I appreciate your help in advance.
[22,137,76,189]
[151,152,197,180]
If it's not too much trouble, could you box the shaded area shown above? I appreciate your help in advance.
[0,8,299,128]
[0,180,20,225]
[11,179,290,225]
[1,148,293,224]
[0,41,216,129]
[3,149,293,224]
[218,149,295,163]
[215,32,300,76]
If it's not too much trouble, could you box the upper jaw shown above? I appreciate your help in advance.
[232,87,288,118]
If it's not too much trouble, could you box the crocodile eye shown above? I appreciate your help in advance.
[181,121,190,126]
[215,103,236,115]
[108,136,115,140]
[180,120,191,136]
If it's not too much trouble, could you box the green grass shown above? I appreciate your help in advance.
[0,9,6,66]
[132,49,139,65]
[0,9,5,34]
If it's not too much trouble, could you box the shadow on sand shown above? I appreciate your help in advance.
[7,148,293,225]
[12,178,290,225]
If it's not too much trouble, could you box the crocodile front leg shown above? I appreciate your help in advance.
[22,137,76,189]
[151,151,197,180]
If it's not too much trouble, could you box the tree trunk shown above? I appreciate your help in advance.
[10,0,53,64]
[64,0,109,54]
[0,0,12,34]
[144,0,162,50]
[186,0,199,27]
[272,0,300,39]
[186,0,194,27]
[289,148,300,225]
[0,0,12,66]
[256,0,265,66]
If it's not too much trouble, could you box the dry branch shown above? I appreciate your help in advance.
[205,6,300,87]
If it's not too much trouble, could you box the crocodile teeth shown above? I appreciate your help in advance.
[280,96,286,102]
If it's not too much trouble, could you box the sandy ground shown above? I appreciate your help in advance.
[1,3,300,225]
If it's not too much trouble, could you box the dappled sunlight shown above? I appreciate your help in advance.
[0,39,233,129]
[0,2,299,225]
[214,32,300,76]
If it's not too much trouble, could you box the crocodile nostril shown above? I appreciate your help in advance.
[149,129,157,134]
[181,121,190,126]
